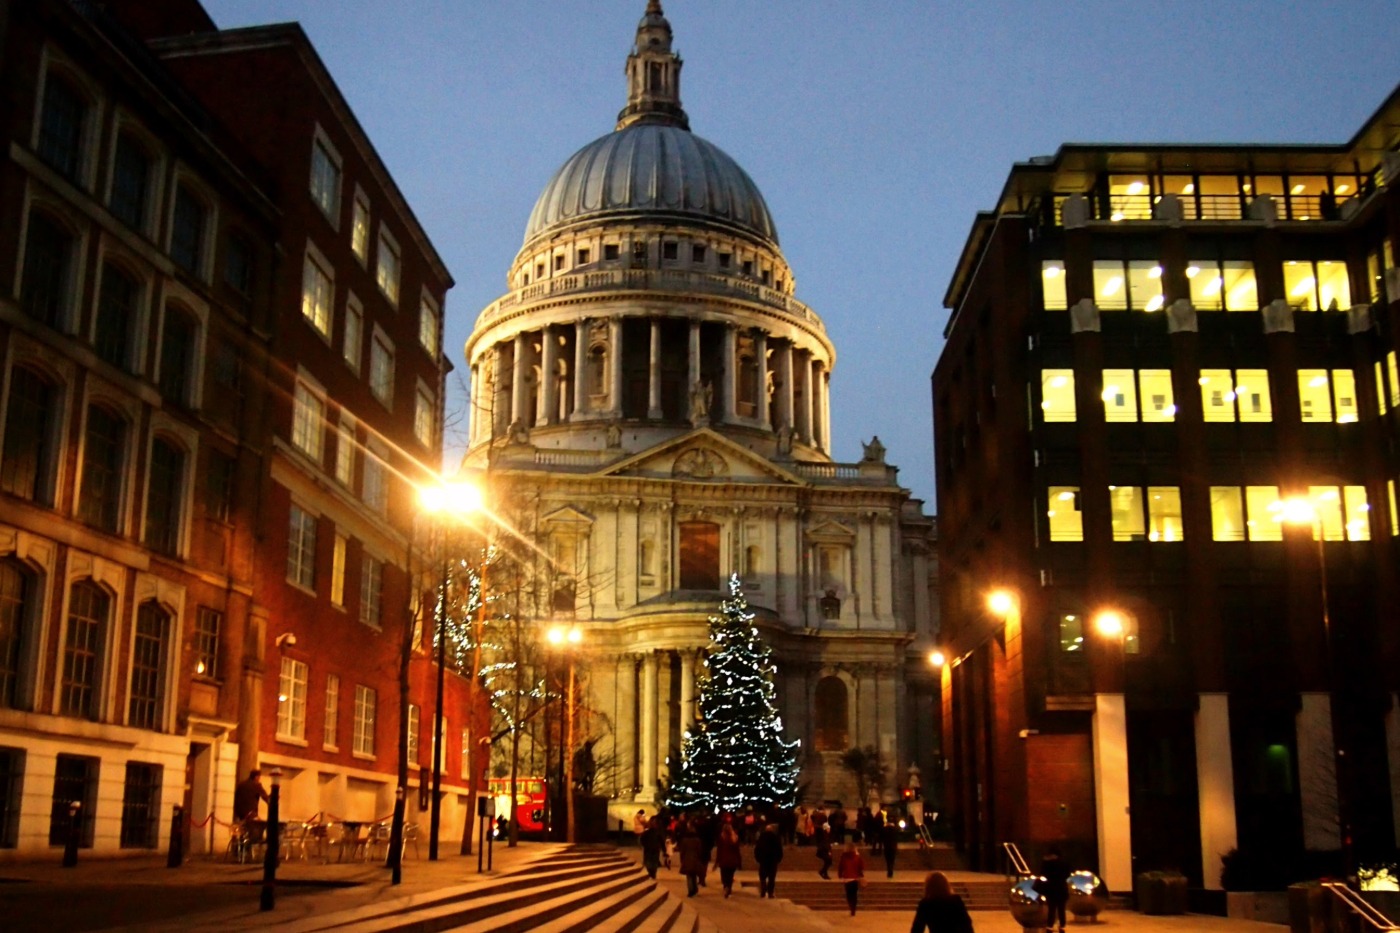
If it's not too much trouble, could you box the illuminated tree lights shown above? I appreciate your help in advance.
[666,574,800,812]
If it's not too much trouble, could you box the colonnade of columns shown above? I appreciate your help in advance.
[605,647,704,801]
[468,315,832,451]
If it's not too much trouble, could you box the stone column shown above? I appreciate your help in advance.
[1297,693,1340,851]
[609,316,624,416]
[722,324,738,422]
[1092,693,1132,892]
[1195,693,1237,891]
[639,651,659,800]
[468,363,480,443]
[811,360,826,451]
[797,351,813,443]
[755,330,770,428]
[647,319,663,419]
[616,655,638,795]
[679,649,697,740]
[688,322,701,391]
[822,370,832,453]
[511,332,529,426]
[778,342,794,431]
[572,319,588,419]
[539,325,557,426]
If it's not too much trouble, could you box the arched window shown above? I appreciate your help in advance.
[37,72,89,181]
[20,210,75,328]
[144,437,185,556]
[95,261,139,369]
[1,365,59,505]
[679,521,720,590]
[169,183,208,275]
[62,581,109,719]
[0,559,34,710]
[128,602,169,730]
[158,305,197,404]
[109,132,154,231]
[814,676,849,751]
[78,404,126,533]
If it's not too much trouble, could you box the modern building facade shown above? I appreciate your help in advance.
[464,2,939,823]
[0,0,474,857]
[935,86,1400,890]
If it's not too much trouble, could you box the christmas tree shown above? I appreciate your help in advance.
[666,574,800,812]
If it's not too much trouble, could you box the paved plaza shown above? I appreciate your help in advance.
[0,842,1292,933]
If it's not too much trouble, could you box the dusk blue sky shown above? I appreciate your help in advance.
[203,0,1400,506]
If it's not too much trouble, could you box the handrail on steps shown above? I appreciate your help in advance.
[1322,882,1400,932]
[1003,841,1032,880]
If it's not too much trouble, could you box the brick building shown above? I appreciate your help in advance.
[934,85,1400,890]
[0,0,474,858]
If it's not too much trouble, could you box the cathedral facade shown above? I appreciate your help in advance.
[464,3,938,821]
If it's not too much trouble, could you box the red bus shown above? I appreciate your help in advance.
[488,777,548,834]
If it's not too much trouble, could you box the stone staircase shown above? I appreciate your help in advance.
[279,846,714,933]
[775,878,1009,913]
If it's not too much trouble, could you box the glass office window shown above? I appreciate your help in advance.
[1285,260,1351,311]
[1102,369,1137,422]
[1059,613,1085,653]
[1109,486,1146,541]
[1388,479,1398,536]
[1047,487,1083,542]
[1332,369,1358,423]
[1108,176,1151,221]
[1042,262,1067,310]
[1139,370,1175,422]
[1042,370,1075,422]
[1197,175,1243,220]
[1200,370,1236,422]
[1343,486,1371,542]
[1236,370,1272,422]
[1298,370,1333,422]
[1389,351,1400,407]
[1128,262,1165,312]
[1210,486,1245,541]
[1094,261,1128,310]
[1147,487,1183,541]
[1376,361,1389,416]
[1308,486,1345,541]
[1245,486,1283,541]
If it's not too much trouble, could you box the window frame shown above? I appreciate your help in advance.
[291,376,327,464]
[376,227,401,307]
[168,176,214,280]
[301,244,335,341]
[286,502,318,591]
[352,684,377,758]
[276,656,309,743]
[308,126,342,226]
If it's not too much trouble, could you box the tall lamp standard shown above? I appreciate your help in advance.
[418,481,486,861]
[1278,496,1352,882]
[546,624,582,843]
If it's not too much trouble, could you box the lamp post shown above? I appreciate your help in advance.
[1278,496,1351,883]
[547,624,582,843]
[418,481,485,861]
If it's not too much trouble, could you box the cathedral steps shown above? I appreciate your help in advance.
[770,878,1009,912]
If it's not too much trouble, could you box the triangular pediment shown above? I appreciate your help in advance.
[594,429,805,485]
[807,519,856,540]
[540,505,595,527]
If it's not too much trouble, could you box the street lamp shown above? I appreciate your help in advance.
[1277,495,1351,882]
[417,480,485,861]
[987,589,1015,616]
[546,624,582,843]
[1093,609,1125,639]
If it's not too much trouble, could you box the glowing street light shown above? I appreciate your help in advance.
[546,625,583,843]
[1093,609,1126,639]
[928,649,947,668]
[987,589,1015,616]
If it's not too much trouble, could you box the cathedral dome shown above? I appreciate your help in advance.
[522,124,779,248]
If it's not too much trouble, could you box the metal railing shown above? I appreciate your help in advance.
[1003,841,1033,879]
[1322,882,1400,933]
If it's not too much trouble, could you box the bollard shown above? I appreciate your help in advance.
[167,805,184,867]
[62,801,81,867]
[259,770,282,911]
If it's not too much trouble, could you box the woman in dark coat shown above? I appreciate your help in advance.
[713,821,743,897]
[910,871,974,933]
[753,822,784,898]
[678,824,706,897]
[640,816,665,880]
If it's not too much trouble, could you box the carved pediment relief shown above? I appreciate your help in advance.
[672,448,727,479]
[597,429,804,485]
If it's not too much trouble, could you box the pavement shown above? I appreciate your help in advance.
[0,841,1291,933]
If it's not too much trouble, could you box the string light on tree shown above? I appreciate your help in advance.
[666,574,799,812]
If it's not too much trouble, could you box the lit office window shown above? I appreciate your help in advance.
[1047,487,1083,542]
[1388,479,1398,537]
[1093,260,1163,311]
[1235,370,1272,422]
[1102,370,1137,423]
[1139,370,1176,422]
[1200,370,1236,423]
[1107,176,1151,221]
[1058,613,1084,653]
[1041,370,1075,422]
[1109,486,1145,541]
[1389,352,1400,408]
[1298,370,1333,422]
[1202,369,1271,422]
[1332,370,1358,423]
[1041,262,1067,310]
[1187,260,1257,311]
[1245,486,1283,542]
[1307,486,1346,541]
[1343,486,1371,542]
[1147,487,1182,541]
[1210,487,1245,542]
[1283,260,1350,312]
[1376,361,1389,416]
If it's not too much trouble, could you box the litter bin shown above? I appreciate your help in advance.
[1136,872,1164,915]
[1160,872,1188,915]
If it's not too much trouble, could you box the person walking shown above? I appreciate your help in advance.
[633,808,648,839]
[881,815,900,877]
[837,839,866,916]
[678,824,705,897]
[754,822,784,899]
[815,823,833,878]
[640,817,665,880]
[714,821,743,897]
[910,870,975,933]
[1038,847,1071,933]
